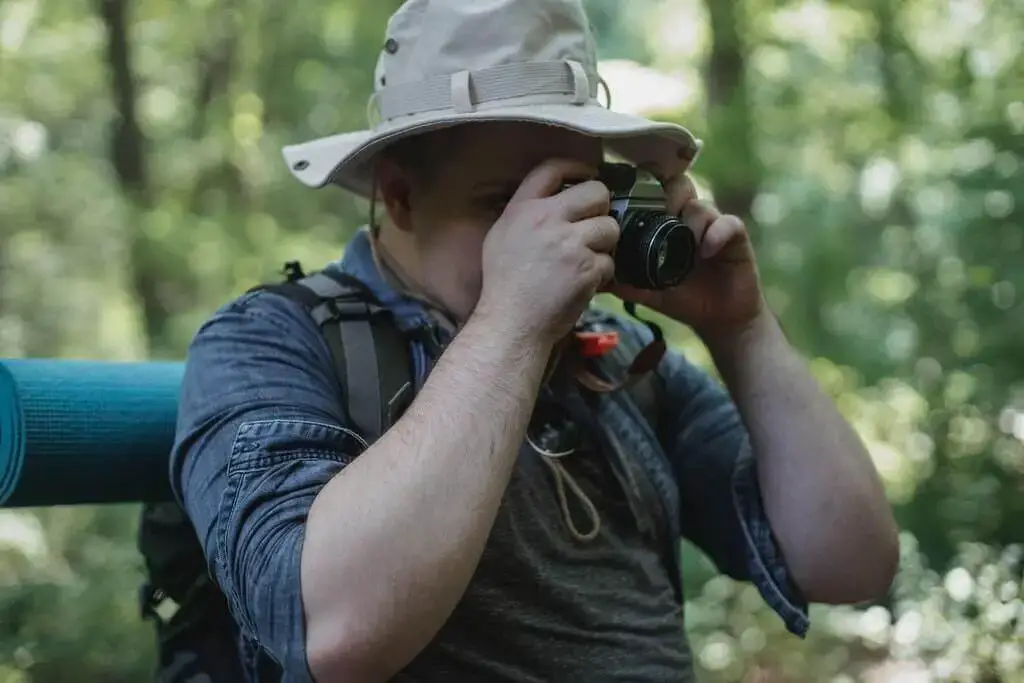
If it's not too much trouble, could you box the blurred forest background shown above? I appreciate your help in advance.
[0,0,1021,681]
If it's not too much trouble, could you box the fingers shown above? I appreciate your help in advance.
[576,217,618,290]
[660,172,714,249]
[680,198,719,252]
[592,253,616,288]
[665,179,747,259]
[700,214,746,258]
[510,158,598,203]
[556,180,611,221]
[661,173,698,216]
[576,215,620,253]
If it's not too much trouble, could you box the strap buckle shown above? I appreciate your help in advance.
[310,298,388,326]
[330,299,379,318]
[282,260,306,282]
[575,330,620,358]
[140,583,181,625]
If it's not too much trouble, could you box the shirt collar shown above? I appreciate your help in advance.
[337,227,434,332]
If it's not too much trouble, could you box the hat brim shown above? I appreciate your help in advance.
[281,102,702,198]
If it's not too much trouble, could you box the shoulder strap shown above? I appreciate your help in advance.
[252,264,416,442]
[138,500,251,682]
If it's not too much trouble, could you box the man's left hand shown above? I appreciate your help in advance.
[606,174,767,347]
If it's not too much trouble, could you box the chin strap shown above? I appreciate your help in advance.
[368,225,461,336]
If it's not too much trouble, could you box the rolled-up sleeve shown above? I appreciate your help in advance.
[657,341,810,638]
[170,290,367,680]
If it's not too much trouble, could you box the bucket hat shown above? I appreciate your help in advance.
[282,0,703,198]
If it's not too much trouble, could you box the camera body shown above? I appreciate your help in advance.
[574,162,697,291]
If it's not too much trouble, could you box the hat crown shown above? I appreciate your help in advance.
[373,0,599,93]
[281,0,699,199]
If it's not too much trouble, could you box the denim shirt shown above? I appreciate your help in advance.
[170,228,809,682]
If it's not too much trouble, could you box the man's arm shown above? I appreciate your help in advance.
[301,310,549,681]
[173,292,551,683]
[638,313,896,636]
[647,323,809,636]
[612,174,898,613]
[654,309,898,622]
[706,311,899,604]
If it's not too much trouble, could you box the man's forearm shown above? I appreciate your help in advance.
[301,313,550,682]
[708,311,899,604]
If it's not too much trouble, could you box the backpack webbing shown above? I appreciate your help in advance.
[254,265,416,440]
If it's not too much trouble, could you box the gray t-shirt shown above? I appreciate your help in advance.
[395,439,693,682]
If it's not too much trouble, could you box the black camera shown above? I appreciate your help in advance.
[569,162,697,290]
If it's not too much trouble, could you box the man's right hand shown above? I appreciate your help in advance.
[475,159,621,347]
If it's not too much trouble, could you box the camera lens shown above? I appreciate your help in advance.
[614,211,696,290]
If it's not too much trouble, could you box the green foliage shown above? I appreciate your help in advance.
[1,0,1021,680]
[683,537,1024,683]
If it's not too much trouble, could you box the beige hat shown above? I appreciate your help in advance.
[282,0,703,198]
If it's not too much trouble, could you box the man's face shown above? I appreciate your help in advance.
[377,122,603,322]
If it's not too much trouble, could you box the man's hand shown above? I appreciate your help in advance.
[607,173,765,348]
[477,159,620,348]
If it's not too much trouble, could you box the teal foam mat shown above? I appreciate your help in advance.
[0,359,184,507]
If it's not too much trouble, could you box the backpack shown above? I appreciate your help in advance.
[138,261,676,682]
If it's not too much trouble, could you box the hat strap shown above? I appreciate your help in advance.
[370,59,595,123]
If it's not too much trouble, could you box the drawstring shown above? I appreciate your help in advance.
[526,432,601,542]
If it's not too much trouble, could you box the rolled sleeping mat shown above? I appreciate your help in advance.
[0,358,184,507]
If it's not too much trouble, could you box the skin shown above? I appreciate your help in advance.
[301,121,900,682]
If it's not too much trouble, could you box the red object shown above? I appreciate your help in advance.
[575,330,620,357]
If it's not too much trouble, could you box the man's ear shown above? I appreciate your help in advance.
[374,158,416,233]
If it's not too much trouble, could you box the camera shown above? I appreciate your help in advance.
[568,162,697,291]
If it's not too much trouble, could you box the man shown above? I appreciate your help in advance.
[170,0,899,681]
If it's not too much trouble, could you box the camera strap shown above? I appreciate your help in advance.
[568,306,683,603]
[573,301,666,395]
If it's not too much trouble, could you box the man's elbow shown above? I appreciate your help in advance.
[306,621,371,683]
[305,622,362,683]
[852,515,902,602]
[801,528,900,605]
[305,613,406,683]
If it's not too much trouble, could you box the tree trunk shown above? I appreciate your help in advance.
[96,0,167,354]
[702,0,759,230]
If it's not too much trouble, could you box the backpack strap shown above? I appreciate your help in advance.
[138,501,250,683]
[252,264,415,441]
